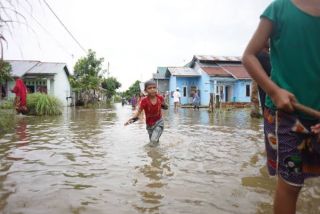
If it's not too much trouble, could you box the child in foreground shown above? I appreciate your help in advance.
[125,80,168,146]
[242,0,320,213]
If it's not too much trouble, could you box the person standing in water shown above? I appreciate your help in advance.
[11,77,28,114]
[242,0,320,213]
[125,80,168,146]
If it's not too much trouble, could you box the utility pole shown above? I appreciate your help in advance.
[107,62,110,78]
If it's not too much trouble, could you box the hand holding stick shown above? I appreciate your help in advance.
[292,102,320,120]
[292,102,320,134]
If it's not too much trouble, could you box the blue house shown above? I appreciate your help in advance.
[167,67,201,106]
[154,55,252,107]
[189,55,252,106]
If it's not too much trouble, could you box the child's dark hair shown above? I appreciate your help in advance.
[144,80,156,90]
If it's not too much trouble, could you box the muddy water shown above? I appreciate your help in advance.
[0,104,319,214]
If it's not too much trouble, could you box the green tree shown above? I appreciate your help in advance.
[124,80,141,99]
[101,77,121,99]
[0,60,12,99]
[70,49,105,105]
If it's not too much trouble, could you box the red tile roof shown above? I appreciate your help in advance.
[221,66,251,79]
[201,67,232,77]
[201,65,251,79]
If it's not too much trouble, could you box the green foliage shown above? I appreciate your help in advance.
[0,60,12,84]
[101,77,121,99]
[0,99,14,109]
[123,80,141,99]
[70,49,105,92]
[27,93,62,116]
[0,110,15,136]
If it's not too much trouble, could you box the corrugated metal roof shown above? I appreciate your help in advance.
[7,60,40,77]
[201,67,232,77]
[6,60,69,77]
[168,67,200,77]
[153,67,169,79]
[195,55,241,62]
[221,65,251,80]
[28,62,67,74]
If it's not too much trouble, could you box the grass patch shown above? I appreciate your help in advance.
[0,110,15,135]
[27,93,62,116]
[0,99,14,109]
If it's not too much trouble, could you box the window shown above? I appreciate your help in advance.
[246,84,251,97]
[183,86,187,97]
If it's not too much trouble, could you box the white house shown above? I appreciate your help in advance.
[5,60,72,106]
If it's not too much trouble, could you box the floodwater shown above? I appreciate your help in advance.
[0,104,319,214]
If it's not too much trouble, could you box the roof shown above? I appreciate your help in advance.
[153,67,169,79]
[201,67,232,77]
[6,60,70,77]
[168,67,200,77]
[220,65,251,80]
[195,55,241,62]
[201,65,251,80]
[7,60,40,77]
[28,62,68,75]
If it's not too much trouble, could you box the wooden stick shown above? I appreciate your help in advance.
[292,102,320,119]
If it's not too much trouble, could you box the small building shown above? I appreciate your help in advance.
[190,55,252,106]
[167,67,201,106]
[153,67,170,95]
[5,60,72,106]
[155,55,252,107]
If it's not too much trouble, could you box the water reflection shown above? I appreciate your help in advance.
[15,117,29,146]
[133,147,173,213]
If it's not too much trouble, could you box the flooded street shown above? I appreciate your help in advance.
[0,104,319,214]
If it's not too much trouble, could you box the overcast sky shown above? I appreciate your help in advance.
[3,0,272,90]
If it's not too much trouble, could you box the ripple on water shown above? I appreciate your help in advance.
[0,106,319,213]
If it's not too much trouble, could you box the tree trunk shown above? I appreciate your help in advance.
[250,81,261,118]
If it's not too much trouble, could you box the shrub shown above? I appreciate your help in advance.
[0,99,14,109]
[27,93,62,116]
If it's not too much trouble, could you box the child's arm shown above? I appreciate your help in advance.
[124,107,142,126]
[161,100,168,110]
[311,124,320,134]
[242,19,296,112]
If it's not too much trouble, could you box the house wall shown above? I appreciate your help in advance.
[233,80,252,102]
[169,76,201,105]
[177,77,200,105]
[7,81,15,98]
[155,79,169,95]
[197,66,211,106]
[52,71,71,106]
[169,76,177,105]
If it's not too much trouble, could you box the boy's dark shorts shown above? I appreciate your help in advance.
[264,107,320,186]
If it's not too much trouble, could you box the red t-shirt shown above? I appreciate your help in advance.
[139,94,164,126]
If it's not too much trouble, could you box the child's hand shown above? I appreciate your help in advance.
[161,103,168,110]
[311,124,320,134]
[124,117,138,126]
[270,88,296,112]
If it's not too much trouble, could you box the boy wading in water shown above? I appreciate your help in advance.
[125,80,168,146]
[243,0,320,213]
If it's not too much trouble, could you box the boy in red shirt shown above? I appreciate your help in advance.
[125,80,168,146]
